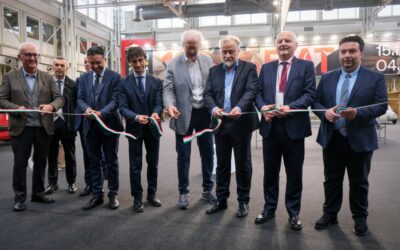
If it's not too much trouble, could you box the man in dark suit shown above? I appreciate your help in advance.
[77,46,123,210]
[0,42,64,211]
[254,31,316,230]
[119,46,163,212]
[313,35,387,236]
[45,57,77,195]
[203,35,259,218]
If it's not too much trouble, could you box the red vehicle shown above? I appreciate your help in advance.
[0,113,11,141]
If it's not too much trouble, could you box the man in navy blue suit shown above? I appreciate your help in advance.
[313,35,387,236]
[203,35,259,218]
[254,31,316,230]
[119,46,163,212]
[77,46,123,210]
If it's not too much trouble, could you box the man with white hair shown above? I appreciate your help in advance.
[163,29,216,209]
[254,31,316,230]
[203,35,259,218]
[0,42,64,211]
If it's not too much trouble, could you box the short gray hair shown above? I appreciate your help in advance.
[18,42,38,55]
[181,29,204,46]
[219,35,241,49]
[276,31,298,44]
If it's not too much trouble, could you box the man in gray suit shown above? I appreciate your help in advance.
[163,30,216,209]
[0,42,64,212]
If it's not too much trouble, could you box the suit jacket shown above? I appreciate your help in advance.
[0,68,64,136]
[313,66,387,152]
[77,68,123,136]
[74,76,84,132]
[255,57,316,140]
[163,53,213,135]
[61,76,77,134]
[203,60,259,137]
[119,73,163,138]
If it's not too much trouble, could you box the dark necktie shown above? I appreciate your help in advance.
[279,62,289,93]
[338,74,351,136]
[56,79,62,94]
[137,76,145,99]
[94,74,101,100]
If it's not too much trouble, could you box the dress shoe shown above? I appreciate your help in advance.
[133,200,144,212]
[82,196,104,210]
[205,200,228,215]
[109,195,119,209]
[177,194,190,209]
[288,215,303,230]
[44,184,59,195]
[68,184,78,194]
[79,186,91,197]
[353,217,369,236]
[13,202,25,212]
[255,210,275,224]
[236,202,249,218]
[315,213,338,229]
[202,191,217,205]
[31,195,55,203]
[147,194,162,207]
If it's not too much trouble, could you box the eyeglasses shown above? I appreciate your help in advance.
[21,53,40,58]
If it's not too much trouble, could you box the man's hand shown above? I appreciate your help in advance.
[39,104,54,115]
[85,108,101,119]
[228,107,241,119]
[273,105,290,118]
[137,115,148,124]
[167,106,180,119]
[18,106,26,110]
[261,104,275,122]
[151,113,160,121]
[340,107,357,120]
[324,106,340,123]
[213,107,224,119]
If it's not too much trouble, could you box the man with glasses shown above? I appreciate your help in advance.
[0,42,64,212]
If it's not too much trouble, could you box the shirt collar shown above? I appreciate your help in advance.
[341,65,360,78]
[223,60,239,72]
[278,56,294,65]
[133,72,146,78]
[184,53,199,63]
[93,68,106,78]
[22,67,37,77]
[54,77,65,83]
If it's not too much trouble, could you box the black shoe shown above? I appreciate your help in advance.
[133,199,144,212]
[147,194,162,207]
[44,184,59,195]
[68,184,78,194]
[236,202,249,218]
[205,200,228,215]
[288,215,303,230]
[82,196,104,210]
[353,217,369,236]
[79,186,91,197]
[255,210,275,224]
[315,213,338,229]
[109,195,119,209]
[31,195,55,203]
[13,202,25,212]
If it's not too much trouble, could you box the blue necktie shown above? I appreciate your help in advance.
[137,76,145,99]
[338,74,351,136]
[56,79,62,95]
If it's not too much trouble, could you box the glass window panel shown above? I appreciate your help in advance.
[97,7,107,25]
[216,15,231,25]
[378,6,392,17]
[157,19,171,28]
[80,37,87,54]
[200,16,216,26]
[3,6,19,33]
[235,14,251,25]
[300,10,317,21]
[322,9,338,20]
[338,8,358,19]
[392,5,400,15]
[42,22,54,44]
[286,11,300,22]
[172,18,184,28]
[26,16,39,40]
[251,13,267,23]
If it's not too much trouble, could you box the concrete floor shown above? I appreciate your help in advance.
[0,121,399,250]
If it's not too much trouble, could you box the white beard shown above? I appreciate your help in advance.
[223,60,234,67]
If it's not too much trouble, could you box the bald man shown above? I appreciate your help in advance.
[254,31,316,230]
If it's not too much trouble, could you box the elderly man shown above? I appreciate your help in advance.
[203,35,259,218]
[163,30,216,209]
[0,42,64,211]
[45,57,77,195]
[254,31,316,230]
[313,35,387,236]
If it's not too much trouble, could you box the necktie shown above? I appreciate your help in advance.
[137,76,145,99]
[279,62,288,93]
[94,74,101,100]
[56,79,62,94]
[338,74,351,136]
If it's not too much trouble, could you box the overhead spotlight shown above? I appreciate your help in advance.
[144,43,151,49]
[264,37,272,44]
[366,33,374,39]
[172,42,179,50]
[273,0,279,6]
[329,34,338,41]
[313,35,321,42]
[249,38,257,46]
[297,35,305,42]
[383,32,392,38]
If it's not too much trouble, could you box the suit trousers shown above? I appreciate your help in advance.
[85,122,119,198]
[175,108,214,195]
[214,131,252,203]
[322,130,372,218]
[262,119,304,216]
[79,126,91,188]
[47,118,76,185]
[128,126,160,200]
[12,127,50,202]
